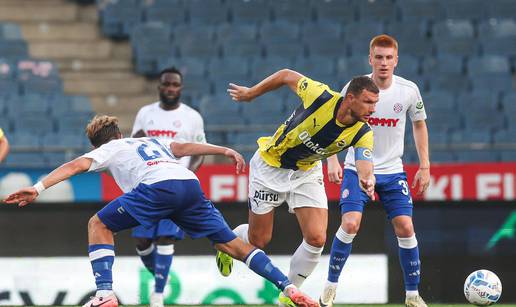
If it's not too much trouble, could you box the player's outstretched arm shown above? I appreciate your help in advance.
[412,120,430,195]
[3,157,92,207]
[326,154,343,184]
[171,142,245,174]
[228,69,304,102]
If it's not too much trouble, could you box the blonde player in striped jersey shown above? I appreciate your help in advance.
[0,128,9,164]
[320,35,430,307]
[216,69,379,306]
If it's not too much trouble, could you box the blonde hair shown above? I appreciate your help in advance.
[85,115,120,147]
[369,34,398,52]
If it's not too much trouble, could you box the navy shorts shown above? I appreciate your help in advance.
[339,169,413,219]
[97,179,236,244]
[132,220,185,240]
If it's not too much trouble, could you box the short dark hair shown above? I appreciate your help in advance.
[86,115,120,148]
[345,76,379,97]
[159,66,183,83]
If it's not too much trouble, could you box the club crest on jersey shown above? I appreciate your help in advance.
[336,139,347,148]
[341,189,350,199]
[393,103,403,113]
[416,100,424,110]
[299,79,308,91]
[298,131,327,155]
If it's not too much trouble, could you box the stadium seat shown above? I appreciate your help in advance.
[174,25,219,58]
[208,57,249,80]
[251,57,293,80]
[336,55,370,83]
[188,0,228,25]
[486,0,516,19]
[426,73,470,92]
[56,114,92,134]
[357,0,398,22]
[0,41,29,59]
[423,90,456,112]
[344,21,384,55]
[293,56,336,80]
[432,19,479,56]
[199,93,241,115]
[500,150,516,162]
[312,0,356,23]
[42,132,88,148]
[0,79,19,97]
[271,0,312,23]
[430,151,456,163]
[462,106,506,131]
[141,0,185,25]
[8,94,50,116]
[426,108,461,131]
[422,55,464,77]
[98,0,141,38]
[493,128,516,146]
[478,19,516,56]
[301,21,341,42]
[4,152,47,168]
[265,43,305,58]
[13,115,55,135]
[439,0,486,20]
[467,55,511,76]
[456,90,500,109]
[241,91,286,115]
[394,55,420,81]
[397,0,445,22]
[259,21,300,44]
[501,92,516,113]
[217,23,261,57]
[0,23,23,40]
[231,0,271,24]
[227,131,264,146]
[159,56,206,77]
[8,132,41,148]
[133,40,176,75]
[452,150,498,162]
[427,128,449,147]
[205,131,226,144]
[450,129,492,146]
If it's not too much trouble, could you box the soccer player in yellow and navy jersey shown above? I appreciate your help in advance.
[216,69,379,305]
[0,128,9,164]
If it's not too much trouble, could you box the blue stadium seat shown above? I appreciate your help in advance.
[312,0,356,23]
[4,152,47,168]
[501,92,516,113]
[344,21,384,55]
[478,19,516,56]
[8,132,40,147]
[131,22,172,44]
[397,0,445,22]
[493,128,516,146]
[8,94,50,116]
[456,90,500,109]
[44,152,70,167]
[98,0,141,38]
[56,114,92,134]
[462,106,506,131]
[467,55,511,76]
[188,0,228,25]
[217,23,261,57]
[357,0,398,22]
[133,40,176,75]
[426,73,470,92]
[336,55,370,83]
[251,57,293,80]
[301,21,341,42]
[293,56,336,82]
[385,21,432,57]
[439,0,486,20]
[500,150,516,162]
[422,55,464,77]
[42,132,88,148]
[13,115,55,135]
[423,90,456,111]
[227,131,263,147]
[265,43,305,58]
[205,131,226,144]
[16,59,62,94]
[208,57,249,79]
[0,41,28,59]
[449,129,492,147]
[453,150,498,162]
[260,21,300,44]
[174,25,218,57]
[486,0,516,19]
[427,128,449,147]
[432,19,479,56]
[426,109,461,131]
[0,79,19,97]
[141,0,185,25]
[160,56,206,77]
[0,23,23,40]
[199,93,240,115]
[394,55,420,81]
[221,41,262,58]
[272,0,312,23]
[430,151,456,163]
[231,0,270,24]
[241,91,285,115]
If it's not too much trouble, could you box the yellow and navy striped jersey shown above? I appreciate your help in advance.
[257,77,373,171]
[0,128,4,139]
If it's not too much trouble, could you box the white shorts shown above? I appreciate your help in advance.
[248,151,328,214]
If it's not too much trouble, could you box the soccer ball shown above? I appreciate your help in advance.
[464,270,502,306]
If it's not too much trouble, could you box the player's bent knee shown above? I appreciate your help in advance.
[342,219,360,234]
[88,215,106,232]
[248,233,271,249]
[304,233,326,248]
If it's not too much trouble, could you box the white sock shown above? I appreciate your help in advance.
[288,240,324,288]
[406,290,419,298]
[233,224,250,244]
[95,290,113,297]
[325,280,338,289]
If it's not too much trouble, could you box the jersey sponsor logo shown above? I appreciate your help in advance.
[253,190,279,202]
[147,130,178,138]
[367,117,400,127]
[298,130,327,155]
[393,103,403,113]
[299,79,308,91]
[336,139,347,148]
[416,100,424,110]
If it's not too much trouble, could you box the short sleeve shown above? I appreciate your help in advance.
[82,142,118,172]
[0,128,4,139]
[296,77,333,108]
[192,112,206,144]
[407,85,427,122]
[131,108,145,136]
[354,129,374,151]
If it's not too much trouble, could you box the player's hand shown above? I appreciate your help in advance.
[412,167,430,195]
[3,187,38,207]
[224,148,246,174]
[327,159,343,184]
[227,83,254,102]
[359,176,376,201]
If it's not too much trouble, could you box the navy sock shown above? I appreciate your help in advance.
[89,244,115,291]
[154,244,174,293]
[398,236,421,291]
[137,244,156,275]
[245,249,291,291]
[327,237,352,283]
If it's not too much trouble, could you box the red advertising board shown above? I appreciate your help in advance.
[101,162,516,202]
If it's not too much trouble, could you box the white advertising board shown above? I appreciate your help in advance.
[0,255,387,305]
